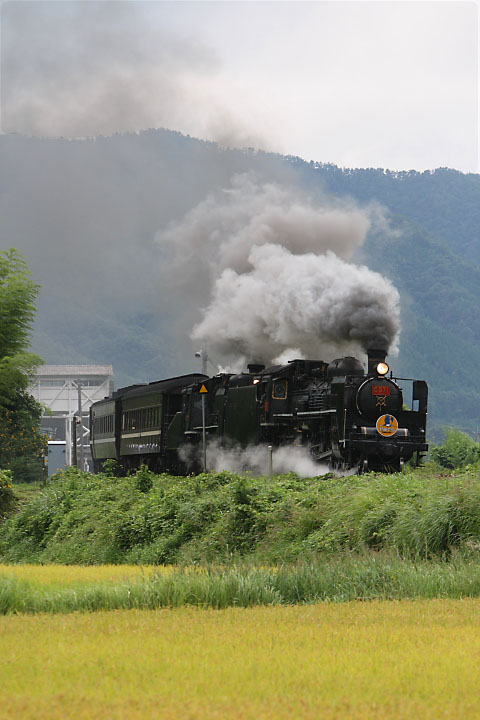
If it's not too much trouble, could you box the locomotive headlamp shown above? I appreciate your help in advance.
[376,362,389,376]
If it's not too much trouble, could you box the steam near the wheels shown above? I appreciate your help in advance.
[159,173,400,368]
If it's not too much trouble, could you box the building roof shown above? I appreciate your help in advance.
[36,365,114,377]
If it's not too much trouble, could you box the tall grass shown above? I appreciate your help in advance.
[4,555,480,613]
[3,465,480,564]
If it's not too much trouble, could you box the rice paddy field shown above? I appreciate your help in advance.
[0,563,158,586]
[4,466,480,717]
[2,599,480,719]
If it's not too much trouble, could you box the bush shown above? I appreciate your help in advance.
[5,465,480,563]
[0,470,15,517]
[0,402,46,483]
[430,428,480,469]
[133,465,154,493]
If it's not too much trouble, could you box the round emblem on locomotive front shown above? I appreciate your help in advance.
[376,414,399,437]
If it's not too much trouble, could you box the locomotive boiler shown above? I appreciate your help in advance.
[90,349,428,475]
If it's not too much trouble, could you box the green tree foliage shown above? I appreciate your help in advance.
[0,394,46,482]
[0,249,42,395]
[0,469,15,517]
[430,428,480,469]
[0,249,45,481]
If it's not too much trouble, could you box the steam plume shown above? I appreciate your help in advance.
[180,439,358,478]
[159,173,400,367]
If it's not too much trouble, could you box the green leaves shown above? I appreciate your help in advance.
[0,249,39,360]
[4,465,480,563]
[0,469,15,517]
[431,429,480,469]
[0,249,44,481]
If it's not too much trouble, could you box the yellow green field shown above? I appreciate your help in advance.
[0,563,158,586]
[2,599,480,719]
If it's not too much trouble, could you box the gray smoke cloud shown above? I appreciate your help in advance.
[1,1,269,148]
[158,173,400,368]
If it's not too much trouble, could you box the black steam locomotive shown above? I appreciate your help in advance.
[90,349,428,475]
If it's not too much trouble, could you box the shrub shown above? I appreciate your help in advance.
[133,465,154,493]
[0,470,15,517]
[5,466,480,564]
[102,459,122,477]
[431,428,480,469]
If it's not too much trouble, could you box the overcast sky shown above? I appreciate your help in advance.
[1,0,478,172]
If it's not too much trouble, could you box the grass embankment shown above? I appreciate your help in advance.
[11,480,44,506]
[2,601,480,719]
[2,464,480,565]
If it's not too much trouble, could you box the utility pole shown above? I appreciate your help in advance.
[71,417,77,467]
[75,381,84,470]
[195,348,218,376]
[195,348,208,375]
[200,383,208,472]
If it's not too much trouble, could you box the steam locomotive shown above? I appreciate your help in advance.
[90,348,428,475]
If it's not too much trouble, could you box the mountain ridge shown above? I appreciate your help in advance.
[1,128,478,434]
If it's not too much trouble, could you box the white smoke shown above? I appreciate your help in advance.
[181,440,329,478]
[193,244,400,367]
[158,173,400,367]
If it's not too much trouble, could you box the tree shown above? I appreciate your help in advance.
[0,249,46,481]
[0,249,42,395]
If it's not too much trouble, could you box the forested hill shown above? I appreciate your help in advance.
[295,161,480,263]
[0,129,479,434]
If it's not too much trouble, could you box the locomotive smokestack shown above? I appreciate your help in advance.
[247,363,265,374]
[367,348,387,375]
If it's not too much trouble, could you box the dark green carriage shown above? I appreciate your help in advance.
[90,374,207,473]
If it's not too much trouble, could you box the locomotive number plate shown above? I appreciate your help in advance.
[372,385,391,396]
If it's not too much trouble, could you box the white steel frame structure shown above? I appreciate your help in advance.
[30,365,114,467]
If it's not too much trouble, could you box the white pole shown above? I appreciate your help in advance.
[65,416,70,466]
[268,445,273,481]
[202,393,207,472]
[76,381,84,470]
